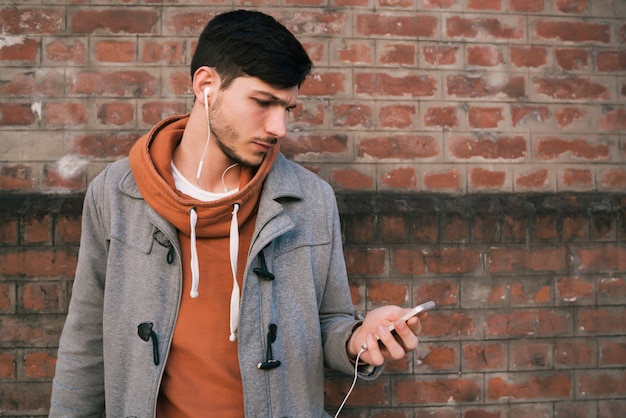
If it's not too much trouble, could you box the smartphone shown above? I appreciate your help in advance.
[386,300,435,334]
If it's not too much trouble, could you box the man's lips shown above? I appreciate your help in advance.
[253,139,277,151]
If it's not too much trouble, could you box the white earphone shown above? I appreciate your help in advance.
[203,87,210,111]
[196,86,211,183]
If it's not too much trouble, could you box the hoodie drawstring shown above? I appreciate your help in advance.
[189,205,241,342]
[228,203,240,342]
[189,208,200,299]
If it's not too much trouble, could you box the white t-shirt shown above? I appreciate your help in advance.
[171,162,239,202]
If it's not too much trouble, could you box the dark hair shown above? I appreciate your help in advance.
[191,10,312,90]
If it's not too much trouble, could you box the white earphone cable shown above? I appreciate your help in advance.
[196,88,212,185]
[333,343,368,418]
[221,162,239,192]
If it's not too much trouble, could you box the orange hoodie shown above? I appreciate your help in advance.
[128,114,278,417]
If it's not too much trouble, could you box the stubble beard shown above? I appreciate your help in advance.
[209,108,273,169]
[208,103,257,168]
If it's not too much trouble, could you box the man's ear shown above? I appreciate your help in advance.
[192,66,220,105]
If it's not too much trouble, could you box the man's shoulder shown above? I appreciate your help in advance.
[273,153,329,187]
[267,154,336,206]
[89,157,134,195]
[94,158,131,180]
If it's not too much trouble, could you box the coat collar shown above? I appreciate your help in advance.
[249,153,304,254]
[118,150,307,255]
[118,152,304,204]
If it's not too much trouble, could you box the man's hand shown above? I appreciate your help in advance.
[347,305,424,366]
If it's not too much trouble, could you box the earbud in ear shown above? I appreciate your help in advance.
[203,87,210,117]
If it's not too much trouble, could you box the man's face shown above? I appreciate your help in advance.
[208,76,299,167]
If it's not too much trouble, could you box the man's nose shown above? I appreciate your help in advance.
[265,108,288,139]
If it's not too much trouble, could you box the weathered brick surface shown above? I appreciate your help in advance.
[1,3,624,194]
[1,0,625,415]
[0,192,624,416]
[328,192,626,416]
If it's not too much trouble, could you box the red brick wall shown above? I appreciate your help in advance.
[0,2,624,192]
[1,0,625,416]
[1,193,625,416]
[327,193,626,416]
[0,195,80,415]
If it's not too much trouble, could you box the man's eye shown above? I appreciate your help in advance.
[255,99,271,107]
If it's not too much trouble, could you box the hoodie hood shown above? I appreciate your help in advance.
[129,114,278,239]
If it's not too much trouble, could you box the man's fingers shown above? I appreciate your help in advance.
[376,325,406,360]
[363,333,385,366]
[394,320,420,352]
[405,316,422,335]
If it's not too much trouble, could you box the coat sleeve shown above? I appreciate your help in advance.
[49,172,109,417]
[318,183,382,379]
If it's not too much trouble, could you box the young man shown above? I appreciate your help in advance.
[50,10,422,417]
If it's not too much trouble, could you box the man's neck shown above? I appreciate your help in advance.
[173,112,241,194]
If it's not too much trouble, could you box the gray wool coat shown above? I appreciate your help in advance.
[50,152,378,418]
